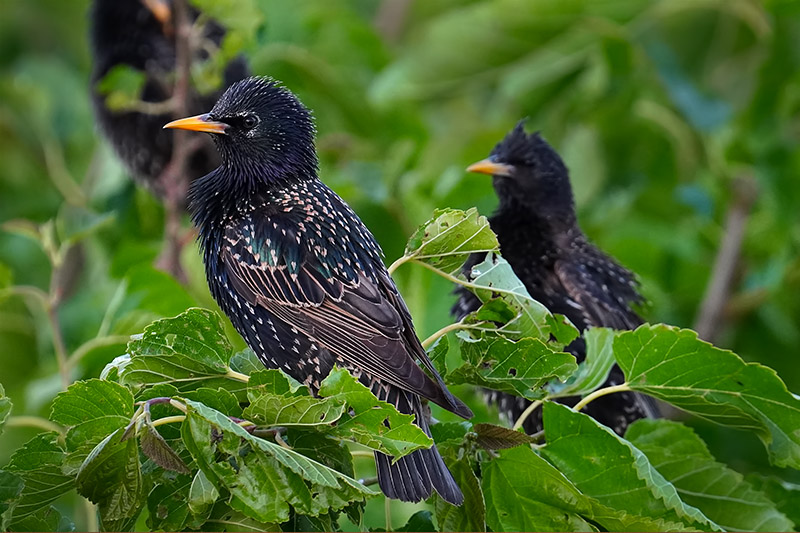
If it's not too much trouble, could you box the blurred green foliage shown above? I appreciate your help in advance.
[1,0,800,530]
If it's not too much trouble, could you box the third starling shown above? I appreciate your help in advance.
[454,122,659,436]
[90,0,248,199]
[165,76,472,504]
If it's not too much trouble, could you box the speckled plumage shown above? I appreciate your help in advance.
[456,122,659,436]
[179,77,472,504]
[90,0,248,199]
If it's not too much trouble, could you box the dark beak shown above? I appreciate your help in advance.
[163,113,228,135]
[466,158,514,177]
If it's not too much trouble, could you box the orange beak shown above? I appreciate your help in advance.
[141,0,171,26]
[466,158,514,177]
[163,114,228,135]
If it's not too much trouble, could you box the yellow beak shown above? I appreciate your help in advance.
[163,114,228,134]
[141,0,171,26]
[466,158,514,177]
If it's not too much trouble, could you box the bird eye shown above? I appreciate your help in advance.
[242,115,258,129]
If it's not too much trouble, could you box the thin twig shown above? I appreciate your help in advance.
[155,0,194,283]
[47,302,71,390]
[5,415,65,435]
[694,176,757,342]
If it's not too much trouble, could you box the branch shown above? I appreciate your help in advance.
[155,0,194,283]
[512,400,543,431]
[694,176,758,342]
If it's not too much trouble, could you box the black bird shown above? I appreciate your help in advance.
[90,0,248,199]
[165,76,472,505]
[454,122,658,436]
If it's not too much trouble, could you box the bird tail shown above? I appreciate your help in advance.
[373,386,464,505]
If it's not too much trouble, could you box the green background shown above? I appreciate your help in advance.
[1,0,799,529]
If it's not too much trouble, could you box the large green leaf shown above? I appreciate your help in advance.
[4,433,74,523]
[627,419,793,532]
[615,325,800,469]
[50,379,134,453]
[482,445,693,532]
[399,208,498,275]
[181,399,377,524]
[76,428,145,528]
[552,327,616,397]
[449,336,576,400]
[115,308,246,395]
[317,367,433,458]
[464,254,578,345]
[0,471,24,531]
[434,457,485,532]
[541,402,719,531]
[146,475,195,532]
[243,370,344,428]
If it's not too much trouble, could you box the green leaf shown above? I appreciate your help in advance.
[181,399,377,524]
[627,419,793,532]
[95,64,147,111]
[0,383,11,436]
[473,423,537,451]
[200,502,280,532]
[434,457,485,532]
[553,327,617,397]
[229,348,263,376]
[317,367,433,458]
[76,428,145,527]
[615,324,800,469]
[401,208,498,275]
[0,471,24,531]
[745,474,800,529]
[7,505,74,533]
[146,475,194,532]
[5,433,75,522]
[119,308,243,394]
[482,445,597,532]
[449,336,576,400]
[463,254,579,345]
[188,469,219,517]
[483,445,696,532]
[541,402,720,531]
[396,510,436,532]
[50,379,134,453]
[243,370,344,428]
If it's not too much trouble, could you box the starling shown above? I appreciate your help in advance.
[454,122,659,436]
[164,76,472,504]
[90,0,248,199]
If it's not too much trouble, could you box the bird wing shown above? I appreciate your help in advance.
[553,252,643,330]
[221,219,470,418]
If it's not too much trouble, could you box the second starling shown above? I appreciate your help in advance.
[454,122,659,435]
[90,0,248,199]
[165,76,473,505]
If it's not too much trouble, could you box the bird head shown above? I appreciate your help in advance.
[164,76,318,183]
[467,121,575,218]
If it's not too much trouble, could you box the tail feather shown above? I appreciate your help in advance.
[372,385,464,505]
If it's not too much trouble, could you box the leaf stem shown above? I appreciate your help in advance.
[512,400,543,431]
[274,432,292,450]
[150,415,186,428]
[421,321,465,349]
[573,383,631,412]
[350,450,374,458]
[226,368,251,383]
[385,495,392,532]
[6,415,65,435]
[83,498,98,532]
[387,255,409,276]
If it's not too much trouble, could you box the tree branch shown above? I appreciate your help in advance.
[694,176,758,342]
